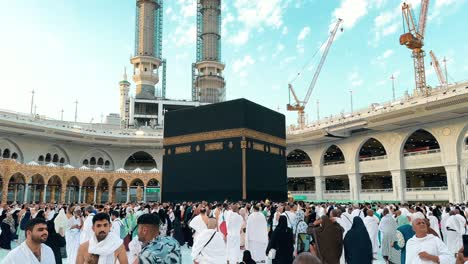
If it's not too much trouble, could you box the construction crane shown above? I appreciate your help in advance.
[429,50,447,86]
[400,0,430,96]
[287,18,343,128]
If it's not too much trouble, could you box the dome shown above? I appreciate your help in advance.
[46,162,57,167]
[149,168,160,173]
[79,165,90,171]
[63,164,75,169]
[27,161,39,166]
[116,168,127,173]
[132,168,143,174]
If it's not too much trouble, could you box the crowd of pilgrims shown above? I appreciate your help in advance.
[1,200,468,263]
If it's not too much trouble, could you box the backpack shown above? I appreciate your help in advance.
[119,219,129,239]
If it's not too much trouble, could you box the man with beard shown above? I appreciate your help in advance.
[76,213,127,264]
[2,217,55,263]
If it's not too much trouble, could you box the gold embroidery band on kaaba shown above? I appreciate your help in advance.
[163,128,286,147]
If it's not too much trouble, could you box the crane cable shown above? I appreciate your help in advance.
[289,38,328,85]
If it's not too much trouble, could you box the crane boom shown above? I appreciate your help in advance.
[288,84,301,106]
[418,0,430,39]
[303,18,343,106]
[429,50,446,86]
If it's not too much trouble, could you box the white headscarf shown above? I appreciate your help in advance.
[54,209,68,234]
[88,232,123,264]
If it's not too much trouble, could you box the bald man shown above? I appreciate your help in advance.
[191,218,227,264]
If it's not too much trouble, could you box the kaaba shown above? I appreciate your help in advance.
[162,98,287,202]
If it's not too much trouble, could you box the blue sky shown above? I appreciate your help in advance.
[0,0,467,126]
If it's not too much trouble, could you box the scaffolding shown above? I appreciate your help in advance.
[154,0,163,59]
[161,58,166,98]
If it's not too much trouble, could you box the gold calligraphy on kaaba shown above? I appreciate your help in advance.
[175,146,191,154]
[253,142,264,152]
[270,146,280,155]
[205,142,223,151]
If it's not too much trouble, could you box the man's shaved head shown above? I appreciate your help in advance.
[207,218,217,229]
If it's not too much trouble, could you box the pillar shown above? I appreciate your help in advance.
[67,187,72,204]
[14,185,18,203]
[97,188,102,204]
[126,187,130,203]
[23,183,29,203]
[50,186,56,203]
[78,186,82,204]
[1,181,8,204]
[108,188,113,204]
[33,185,37,203]
[93,186,97,203]
[143,186,147,202]
[391,170,406,203]
[348,173,361,201]
[61,185,67,204]
[315,176,324,200]
[42,184,47,203]
[446,165,462,203]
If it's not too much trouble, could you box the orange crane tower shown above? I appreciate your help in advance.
[400,0,430,95]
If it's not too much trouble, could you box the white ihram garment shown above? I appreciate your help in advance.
[364,215,379,257]
[246,212,268,263]
[2,242,55,264]
[406,234,454,264]
[226,212,243,263]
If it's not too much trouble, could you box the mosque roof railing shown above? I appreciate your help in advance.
[287,80,468,135]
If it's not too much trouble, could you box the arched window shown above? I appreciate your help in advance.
[359,138,387,161]
[104,160,110,169]
[124,151,156,171]
[286,149,312,167]
[97,158,104,166]
[323,145,345,165]
[11,153,18,160]
[59,157,65,165]
[52,154,59,163]
[45,153,51,163]
[38,155,44,164]
[2,149,10,158]
[403,129,440,154]
[83,159,89,166]
[90,157,96,166]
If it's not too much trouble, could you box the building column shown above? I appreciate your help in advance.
[315,176,324,200]
[78,186,82,204]
[61,185,67,204]
[446,165,462,203]
[108,188,113,204]
[43,184,48,203]
[33,185,37,203]
[50,186,56,203]
[348,173,361,201]
[93,186,97,203]
[97,188,102,204]
[143,186,147,202]
[23,183,29,203]
[126,187,130,203]
[13,185,18,203]
[391,170,406,203]
[2,181,8,204]
[67,187,72,203]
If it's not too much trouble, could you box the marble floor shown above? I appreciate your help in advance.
[0,241,386,263]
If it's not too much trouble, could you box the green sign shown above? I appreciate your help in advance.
[293,195,307,201]
[146,188,160,193]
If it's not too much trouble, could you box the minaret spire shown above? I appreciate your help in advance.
[123,67,128,81]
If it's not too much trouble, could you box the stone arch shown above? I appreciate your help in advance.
[79,149,115,170]
[455,124,468,161]
[45,145,71,165]
[66,176,80,204]
[0,138,23,163]
[82,177,96,203]
[97,178,109,203]
[124,151,157,171]
[357,137,388,161]
[129,178,145,202]
[112,178,128,203]
[321,144,346,166]
[286,149,312,167]
[7,172,26,203]
[145,178,161,202]
[29,174,45,203]
[46,175,62,203]
[400,128,442,155]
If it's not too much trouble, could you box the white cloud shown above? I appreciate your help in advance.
[228,30,249,46]
[332,0,369,29]
[282,26,288,35]
[178,0,197,18]
[233,55,255,74]
[171,24,196,47]
[435,0,457,8]
[273,43,285,57]
[166,7,173,15]
[382,49,394,59]
[297,27,310,41]
[349,71,363,87]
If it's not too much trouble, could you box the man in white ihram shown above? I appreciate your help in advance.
[364,209,379,259]
[246,204,268,263]
[2,218,55,264]
[80,205,96,244]
[406,212,454,263]
[226,205,244,264]
[445,210,466,255]
[191,218,227,264]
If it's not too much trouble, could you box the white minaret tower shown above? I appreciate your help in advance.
[119,68,131,126]
[193,0,226,103]
[131,0,163,99]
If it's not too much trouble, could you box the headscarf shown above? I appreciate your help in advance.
[242,250,256,264]
[295,210,308,235]
[20,211,31,230]
[3,212,16,234]
[311,215,344,264]
[343,217,373,264]
[54,209,68,234]
[397,215,410,227]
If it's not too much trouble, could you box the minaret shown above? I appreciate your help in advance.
[119,68,131,126]
[131,0,163,99]
[193,0,226,103]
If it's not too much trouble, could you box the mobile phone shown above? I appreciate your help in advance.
[296,233,313,254]
[463,235,468,257]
